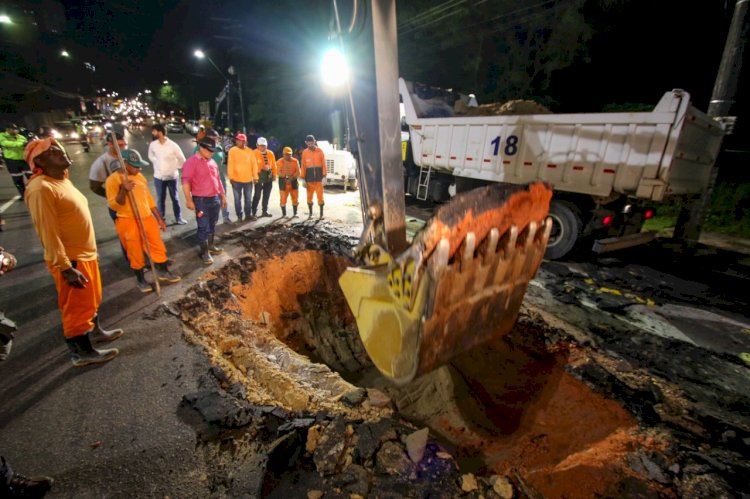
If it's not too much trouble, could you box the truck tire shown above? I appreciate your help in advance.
[544,200,581,260]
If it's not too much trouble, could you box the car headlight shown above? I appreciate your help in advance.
[52,130,61,138]
[94,126,101,132]
[71,132,79,139]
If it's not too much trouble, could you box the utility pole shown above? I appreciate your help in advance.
[673,0,748,241]
[235,70,247,134]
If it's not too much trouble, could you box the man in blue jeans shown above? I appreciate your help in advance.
[181,137,227,265]
[148,124,187,225]
[193,129,231,224]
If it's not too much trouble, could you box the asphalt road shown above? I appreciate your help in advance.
[1,129,749,496]
[0,128,370,497]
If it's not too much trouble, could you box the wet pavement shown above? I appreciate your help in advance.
[0,131,749,497]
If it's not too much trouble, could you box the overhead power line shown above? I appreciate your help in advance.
[398,0,566,37]
[397,0,467,30]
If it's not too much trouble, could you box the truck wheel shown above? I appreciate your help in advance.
[545,200,581,260]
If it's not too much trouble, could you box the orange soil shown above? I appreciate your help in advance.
[425,344,670,498]
[229,250,351,337]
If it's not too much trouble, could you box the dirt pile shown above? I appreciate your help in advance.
[456,99,552,116]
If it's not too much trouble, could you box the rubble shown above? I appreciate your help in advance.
[170,223,750,497]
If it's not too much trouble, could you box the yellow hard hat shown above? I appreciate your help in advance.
[283,146,293,155]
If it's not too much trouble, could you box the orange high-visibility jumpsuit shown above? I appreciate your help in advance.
[105,171,168,270]
[301,146,326,205]
[277,157,301,207]
[25,175,102,338]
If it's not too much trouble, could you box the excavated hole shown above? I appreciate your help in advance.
[177,225,671,498]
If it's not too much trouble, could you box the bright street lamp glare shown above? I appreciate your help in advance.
[194,49,205,59]
[163,80,169,84]
[0,15,11,24]
[321,48,348,88]
[60,50,70,57]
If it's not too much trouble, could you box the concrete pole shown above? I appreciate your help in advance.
[673,0,748,241]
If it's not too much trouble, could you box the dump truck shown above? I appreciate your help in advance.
[335,0,552,385]
[400,78,726,259]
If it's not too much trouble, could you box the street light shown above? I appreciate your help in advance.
[60,49,70,57]
[320,47,353,152]
[194,49,225,80]
[163,80,169,84]
[321,48,349,88]
[0,15,11,24]
[194,48,246,132]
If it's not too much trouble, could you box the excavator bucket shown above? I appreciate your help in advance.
[339,182,553,384]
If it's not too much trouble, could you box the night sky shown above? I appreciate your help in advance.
[1,0,746,141]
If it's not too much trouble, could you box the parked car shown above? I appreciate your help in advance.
[184,120,201,135]
[166,120,183,133]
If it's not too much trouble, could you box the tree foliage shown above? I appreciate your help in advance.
[396,0,619,106]
[156,83,184,110]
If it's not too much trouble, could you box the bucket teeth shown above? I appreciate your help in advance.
[434,238,450,268]
[503,225,519,255]
[339,181,554,384]
[486,228,500,257]
[462,232,476,263]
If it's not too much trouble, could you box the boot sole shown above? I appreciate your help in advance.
[71,349,119,367]
[158,276,182,283]
[91,329,124,343]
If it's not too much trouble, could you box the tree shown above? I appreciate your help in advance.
[156,83,184,110]
[396,0,624,105]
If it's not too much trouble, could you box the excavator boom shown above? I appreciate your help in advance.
[337,0,552,384]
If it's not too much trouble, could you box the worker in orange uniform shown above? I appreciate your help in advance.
[251,137,277,218]
[276,146,300,217]
[24,138,122,368]
[227,133,257,222]
[301,134,326,218]
[105,149,181,293]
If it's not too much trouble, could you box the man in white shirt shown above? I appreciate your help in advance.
[148,124,187,225]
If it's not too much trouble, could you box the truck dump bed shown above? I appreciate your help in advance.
[400,78,725,201]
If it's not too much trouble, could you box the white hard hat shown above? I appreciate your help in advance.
[257,137,267,146]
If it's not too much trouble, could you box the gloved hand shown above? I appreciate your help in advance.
[301,180,307,188]
[322,177,328,186]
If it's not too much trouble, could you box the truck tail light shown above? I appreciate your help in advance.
[602,215,613,226]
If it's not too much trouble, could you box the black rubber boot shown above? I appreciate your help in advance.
[134,268,153,293]
[292,205,298,218]
[65,333,118,368]
[200,241,213,265]
[319,203,324,219]
[281,206,287,217]
[308,203,313,217]
[4,456,54,497]
[90,314,123,343]
[155,262,181,283]
[208,234,224,255]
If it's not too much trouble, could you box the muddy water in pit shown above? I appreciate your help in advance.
[181,232,667,498]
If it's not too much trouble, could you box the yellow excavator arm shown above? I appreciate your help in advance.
[335,0,552,384]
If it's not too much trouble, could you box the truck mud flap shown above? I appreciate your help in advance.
[339,182,552,384]
[592,231,656,253]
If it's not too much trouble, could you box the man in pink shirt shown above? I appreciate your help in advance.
[181,137,227,265]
